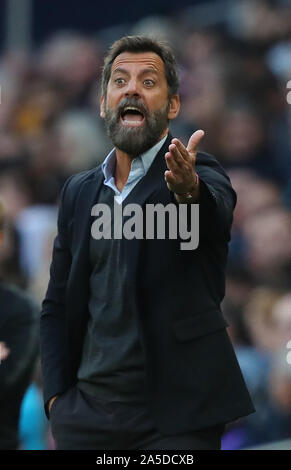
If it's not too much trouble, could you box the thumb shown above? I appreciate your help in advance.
[186,129,205,155]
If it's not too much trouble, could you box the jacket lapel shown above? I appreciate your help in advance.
[68,167,104,319]
[71,168,104,257]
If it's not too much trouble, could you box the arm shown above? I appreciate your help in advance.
[165,131,236,240]
[40,176,74,418]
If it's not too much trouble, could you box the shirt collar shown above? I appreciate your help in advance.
[102,134,168,182]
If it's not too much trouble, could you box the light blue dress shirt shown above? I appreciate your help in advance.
[101,135,167,204]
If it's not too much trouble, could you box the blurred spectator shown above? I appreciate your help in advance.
[228,0,291,44]
[18,360,49,450]
[0,199,39,449]
[223,287,291,448]
[37,32,102,109]
[244,288,291,354]
[7,78,66,138]
[242,207,291,286]
[54,110,111,172]
[130,15,179,45]
[266,39,291,82]
[216,105,286,182]
[240,288,291,446]
[229,170,281,231]
[223,264,255,346]
[269,347,291,431]
[18,382,48,450]
[226,170,283,268]
[15,205,57,281]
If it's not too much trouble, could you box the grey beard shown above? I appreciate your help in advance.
[104,100,170,158]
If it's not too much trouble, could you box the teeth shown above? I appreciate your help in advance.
[123,107,143,113]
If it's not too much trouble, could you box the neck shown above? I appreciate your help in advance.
[114,150,132,191]
[114,128,168,192]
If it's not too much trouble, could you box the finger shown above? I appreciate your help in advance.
[164,169,178,185]
[165,151,181,173]
[167,145,189,175]
[165,161,182,185]
[171,138,189,162]
[186,129,205,154]
[167,144,194,176]
[168,143,185,164]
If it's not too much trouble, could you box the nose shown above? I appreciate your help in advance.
[124,78,141,97]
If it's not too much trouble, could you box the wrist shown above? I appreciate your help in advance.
[174,173,199,200]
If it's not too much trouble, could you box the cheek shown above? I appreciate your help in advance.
[147,95,168,112]
[107,93,124,112]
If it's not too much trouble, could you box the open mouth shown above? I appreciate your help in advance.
[120,106,145,127]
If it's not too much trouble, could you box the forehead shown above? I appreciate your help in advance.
[111,51,166,75]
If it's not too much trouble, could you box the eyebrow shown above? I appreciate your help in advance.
[111,67,159,77]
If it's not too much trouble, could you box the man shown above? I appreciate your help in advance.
[0,199,39,449]
[40,36,255,450]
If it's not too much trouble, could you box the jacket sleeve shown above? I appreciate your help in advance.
[40,175,75,418]
[195,152,237,242]
[169,151,236,242]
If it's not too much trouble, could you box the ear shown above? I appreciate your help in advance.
[100,95,105,118]
[167,94,180,120]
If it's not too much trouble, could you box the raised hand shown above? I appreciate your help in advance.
[164,130,205,196]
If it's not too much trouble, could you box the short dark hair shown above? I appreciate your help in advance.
[101,35,179,98]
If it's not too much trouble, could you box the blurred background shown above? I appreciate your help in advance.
[0,0,291,450]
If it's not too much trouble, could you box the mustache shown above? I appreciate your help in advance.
[115,98,149,119]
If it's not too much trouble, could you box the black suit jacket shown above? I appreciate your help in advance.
[40,134,255,433]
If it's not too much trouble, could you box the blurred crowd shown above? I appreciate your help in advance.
[0,0,291,450]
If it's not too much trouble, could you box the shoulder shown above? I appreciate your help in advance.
[59,164,103,210]
[64,164,103,194]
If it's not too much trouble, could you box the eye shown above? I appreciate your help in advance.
[114,77,126,85]
[143,79,155,87]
